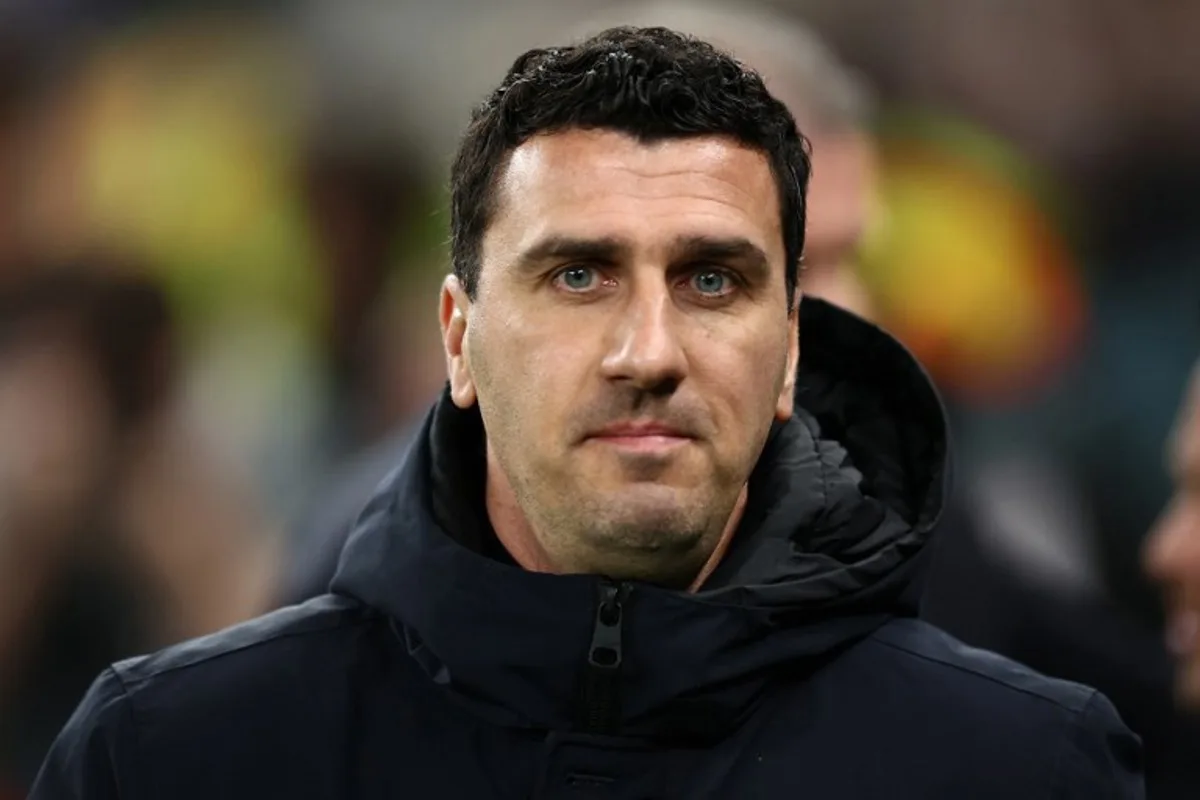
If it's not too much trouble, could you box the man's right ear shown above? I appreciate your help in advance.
[440,275,477,408]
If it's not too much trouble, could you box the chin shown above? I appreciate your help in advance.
[601,484,696,521]
[586,489,705,543]
[585,535,708,589]
[1176,658,1200,709]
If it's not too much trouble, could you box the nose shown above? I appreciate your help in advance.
[1144,497,1200,589]
[600,279,687,394]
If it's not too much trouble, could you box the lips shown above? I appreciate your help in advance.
[1166,610,1200,658]
[583,421,695,456]
[591,424,690,439]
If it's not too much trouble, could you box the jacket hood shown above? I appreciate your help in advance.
[331,298,949,742]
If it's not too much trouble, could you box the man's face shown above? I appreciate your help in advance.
[441,129,799,586]
[798,129,877,320]
[1145,364,1200,706]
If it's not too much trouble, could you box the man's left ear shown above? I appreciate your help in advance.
[441,275,477,409]
[775,296,801,421]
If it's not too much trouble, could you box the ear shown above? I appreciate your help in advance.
[440,274,477,408]
[775,291,801,421]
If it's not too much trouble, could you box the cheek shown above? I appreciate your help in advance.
[1148,497,1200,587]
[469,315,585,439]
[695,326,790,429]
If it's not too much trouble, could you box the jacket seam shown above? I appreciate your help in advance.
[109,666,142,800]
[1048,691,1098,799]
[117,611,373,688]
[871,634,1091,713]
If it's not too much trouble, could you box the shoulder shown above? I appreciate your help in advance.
[115,593,372,690]
[866,617,1097,712]
[31,595,382,798]
[858,619,1144,797]
[102,594,388,733]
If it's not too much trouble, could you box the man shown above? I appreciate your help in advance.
[1145,363,1200,706]
[281,1,878,604]
[34,27,1141,798]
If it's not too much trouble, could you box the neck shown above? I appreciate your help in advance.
[485,463,559,575]
[687,487,746,592]
[485,451,746,592]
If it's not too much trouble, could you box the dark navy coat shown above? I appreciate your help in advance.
[32,300,1143,799]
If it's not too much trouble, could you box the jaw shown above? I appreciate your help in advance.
[1177,656,1200,709]
[534,480,740,587]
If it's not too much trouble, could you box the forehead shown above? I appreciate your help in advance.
[485,129,783,260]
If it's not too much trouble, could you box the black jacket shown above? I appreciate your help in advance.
[32,300,1143,799]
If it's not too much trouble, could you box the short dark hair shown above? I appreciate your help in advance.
[449,26,811,305]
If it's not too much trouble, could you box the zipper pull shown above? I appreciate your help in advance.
[578,581,627,734]
[589,582,624,670]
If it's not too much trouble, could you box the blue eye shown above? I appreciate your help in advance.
[558,266,596,291]
[692,270,729,295]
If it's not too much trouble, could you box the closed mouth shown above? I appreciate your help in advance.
[1166,609,1200,658]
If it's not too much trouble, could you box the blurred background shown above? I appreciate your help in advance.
[0,0,1197,797]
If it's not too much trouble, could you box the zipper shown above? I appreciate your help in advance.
[578,579,630,734]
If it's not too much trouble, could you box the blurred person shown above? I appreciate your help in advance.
[298,136,445,449]
[274,88,463,603]
[0,30,56,283]
[913,115,1200,800]
[1145,362,1200,705]
[32,28,1140,799]
[919,323,1200,795]
[10,13,445,542]
[798,0,1200,626]
[292,0,461,440]
[0,267,276,794]
[281,0,881,604]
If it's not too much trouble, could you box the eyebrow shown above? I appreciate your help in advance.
[512,234,773,281]
[673,235,772,280]
[514,236,630,274]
